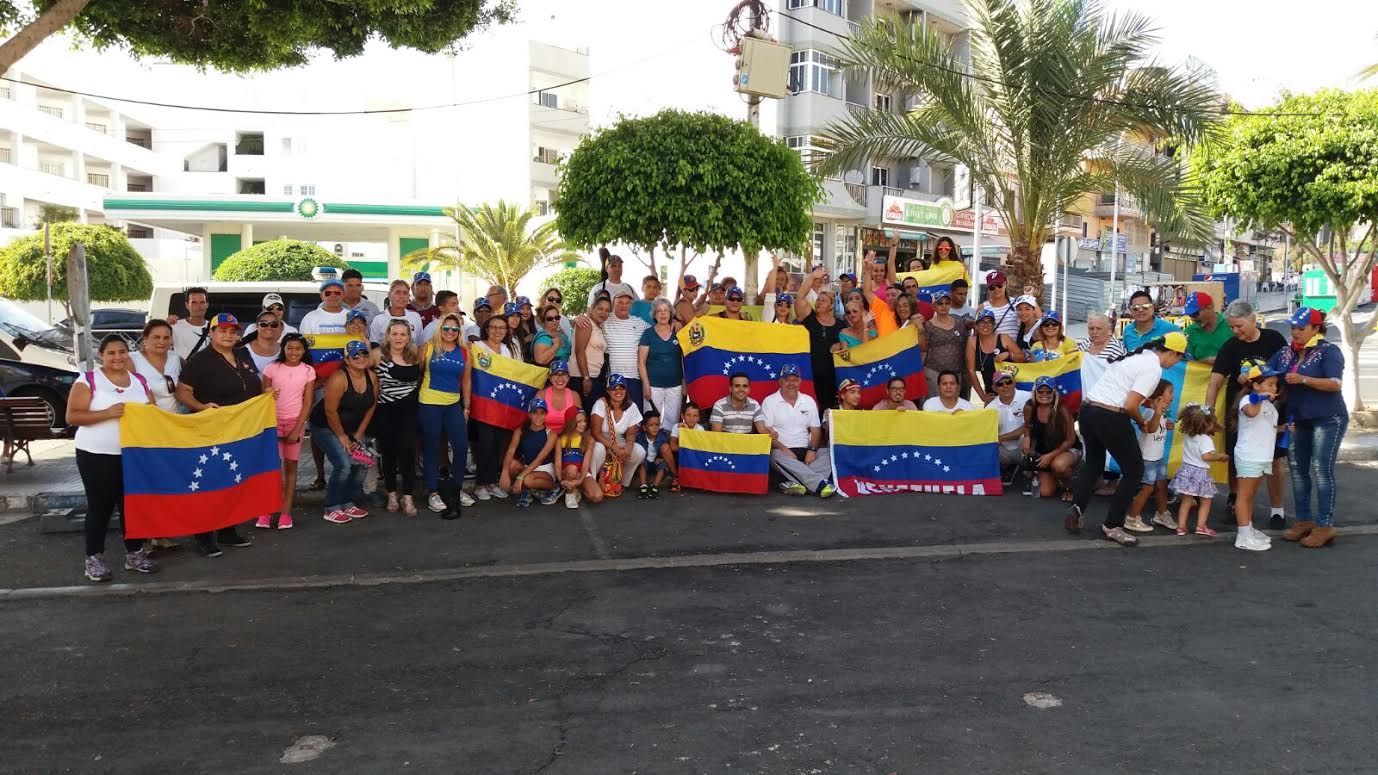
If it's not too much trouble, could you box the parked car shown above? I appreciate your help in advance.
[56,307,148,358]
[149,280,390,329]
[0,298,76,371]
[0,358,78,428]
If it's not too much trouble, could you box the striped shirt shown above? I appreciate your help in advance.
[602,314,649,377]
[710,396,766,434]
[375,359,420,404]
[1077,336,1127,362]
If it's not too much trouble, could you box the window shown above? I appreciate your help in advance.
[283,185,294,196]
[126,183,149,192]
[533,146,562,164]
[299,184,316,196]
[812,222,825,264]
[234,132,265,155]
[126,225,153,239]
[834,226,857,269]
[870,166,889,187]
[788,0,844,14]
[37,104,64,119]
[534,200,553,216]
[788,50,841,98]
[85,121,108,134]
[0,147,11,164]
[281,137,293,154]
[874,94,891,112]
[0,207,18,229]
[785,134,827,167]
[535,91,559,109]
[236,178,266,195]
[39,160,66,177]
[87,172,110,187]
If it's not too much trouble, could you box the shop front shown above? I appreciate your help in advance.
[875,194,1004,270]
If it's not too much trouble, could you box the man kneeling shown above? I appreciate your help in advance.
[761,364,836,499]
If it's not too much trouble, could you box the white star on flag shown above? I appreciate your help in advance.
[229,461,239,471]
[222,452,233,461]
[235,474,242,483]
[943,465,950,472]
[188,481,199,491]
[193,468,202,478]
[209,445,219,456]
[198,454,208,464]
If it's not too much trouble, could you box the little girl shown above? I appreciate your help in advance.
[259,334,315,530]
[1170,404,1230,537]
[500,398,561,508]
[1233,366,1282,552]
[668,402,703,494]
[635,411,675,499]
[1124,379,1174,533]
[557,410,602,509]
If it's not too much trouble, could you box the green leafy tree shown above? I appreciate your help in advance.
[37,204,77,225]
[404,200,579,295]
[1196,88,1378,411]
[0,0,512,74]
[542,266,601,315]
[0,223,151,316]
[555,109,822,287]
[213,239,349,282]
[814,0,1220,291]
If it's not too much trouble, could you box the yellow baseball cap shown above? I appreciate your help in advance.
[1161,331,1187,353]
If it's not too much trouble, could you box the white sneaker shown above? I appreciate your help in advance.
[1243,524,1271,544]
[474,485,492,501]
[427,493,446,512]
[1123,515,1154,533]
[489,486,509,499]
[565,490,580,509]
[1235,531,1271,551]
[458,489,476,507]
[466,451,477,474]
[1151,511,1177,531]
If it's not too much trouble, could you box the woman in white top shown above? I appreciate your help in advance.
[1067,331,1188,546]
[66,335,156,582]
[474,315,518,360]
[246,310,285,373]
[129,319,183,413]
[589,374,646,489]
[921,370,975,414]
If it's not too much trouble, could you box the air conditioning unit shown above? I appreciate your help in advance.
[733,35,791,99]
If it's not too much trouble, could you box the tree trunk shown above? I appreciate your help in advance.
[0,0,92,74]
[1005,242,1044,299]
[1339,316,1366,412]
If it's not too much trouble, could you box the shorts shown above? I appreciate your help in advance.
[1141,458,1167,486]
[1236,458,1272,478]
[527,463,556,479]
[643,458,672,476]
[276,415,304,461]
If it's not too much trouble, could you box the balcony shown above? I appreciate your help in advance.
[0,147,11,164]
[36,104,65,120]
[86,172,111,188]
[1092,192,1141,219]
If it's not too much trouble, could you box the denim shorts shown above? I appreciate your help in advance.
[1141,458,1167,485]
[1236,458,1272,478]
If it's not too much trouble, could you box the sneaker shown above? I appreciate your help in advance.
[324,510,351,524]
[516,491,533,508]
[637,485,649,500]
[474,485,492,501]
[195,537,223,558]
[1024,474,1039,497]
[1268,513,1286,531]
[540,489,562,506]
[255,515,273,529]
[1151,511,1177,531]
[1064,504,1084,534]
[1235,531,1271,552]
[1101,525,1139,546]
[818,483,837,499]
[343,505,368,519]
[779,482,808,496]
[565,490,581,509]
[649,486,660,500]
[1251,526,1272,544]
[1123,515,1154,533]
[458,489,476,507]
[123,548,159,574]
[386,492,400,512]
[278,515,294,530]
[84,554,113,582]
[1195,525,1218,538]
[428,493,447,512]
[219,528,253,548]
[489,486,510,499]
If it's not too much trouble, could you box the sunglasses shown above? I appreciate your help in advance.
[609,385,626,391]
[988,284,1005,290]
[1041,321,1060,327]
[1130,303,1154,312]
[1036,387,1054,393]
[259,321,281,328]
[323,290,343,297]
[348,352,369,359]
[995,380,1014,386]
[935,299,952,305]
[267,304,284,311]
[440,326,462,333]
[543,316,559,322]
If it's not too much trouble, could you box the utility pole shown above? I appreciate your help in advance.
[44,223,52,324]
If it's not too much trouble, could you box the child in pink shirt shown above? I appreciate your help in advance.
[260,334,316,529]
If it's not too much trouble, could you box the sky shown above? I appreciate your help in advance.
[12,0,1378,126]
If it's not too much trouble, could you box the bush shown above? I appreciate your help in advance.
[0,223,151,302]
[213,239,349,281]
[543,266,601,314]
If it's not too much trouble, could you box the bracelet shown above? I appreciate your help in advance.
[516,474,525,482]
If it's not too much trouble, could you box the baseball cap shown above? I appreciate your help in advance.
[837,378,860,394]
[474,298,492,312]
[1039,310,1062,327]
[345,340,370,358]
[516,296,532,307]
[976,309,997,323]
[985,270,1007,286]
[549,359,570,375]
[994,369,1017,385]
[1289,306,1324,328]
[777,293,794,305]
[614,287,635,299]
[262,293,284,309]
[931,289,951,302]
[1183,291,1213,316]
[779,363,801,378]
[210,312,240,330]
[709,283,725,293]
[1033,375,1056,390]
[838,272,857,282]
[1014,294,1039,309]
[412,271,432,284]
[682,274,700,290]
[503,302,521,316]
[319,279,344,292]
[1161,331,1188,353]
[345,309,368,325]
[726,287,745,301]
[527,397,548,412]
[607,373,628,389]
[1244,363,1282,381]
[606,254,623,265]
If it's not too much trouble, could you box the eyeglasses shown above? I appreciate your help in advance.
[323,290,342,297]
[543,316,560,322]
[1130,303,1155,312]
[439,326,461,333]
[1041,321,1059,328]
[260,321,281,328]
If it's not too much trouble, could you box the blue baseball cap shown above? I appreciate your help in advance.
[1039,310,1062,327]
[1289,306,1324,328]
[930,289,951,302]
[777,293,794,305]
[345,308,368,325]
[1033,375,1056,390]
[1182,291,1212,316]
[319,279,344,292]
[412,271,432,284]
[726,287,746,301]
[527,397,548,412]
[607,373,628,389]
[210,312,240,330]
[682,274,700,290]
[474,298,492,312]
[516,295,532,307]
[838,272,856,282]
[549,359,569,375]
[780,363,801,379]
[503,302,521,316]
[976,309,997,323]
[345,340,370,358]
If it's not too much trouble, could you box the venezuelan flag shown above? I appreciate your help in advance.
[1164,360,1229,482]
[676,428,771,495]
[1009,352,1084,413]
[470,347,547,430]
[305,333,368,380]
[677,316,813,408]
[119,393,282,539]
[897,261,969,297]
[833,327,926,407]
[830,408,1003,497]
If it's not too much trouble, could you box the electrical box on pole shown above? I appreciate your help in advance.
[733,36,791,99]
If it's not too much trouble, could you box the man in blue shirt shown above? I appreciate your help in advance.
[1121,289,1181,352]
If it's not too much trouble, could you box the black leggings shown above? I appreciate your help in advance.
[76,449,142,557]
[1072,404,1144,530]
[474,421,512,487]
[376,399,418,495]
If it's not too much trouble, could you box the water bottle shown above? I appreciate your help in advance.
[1278,416,1292,451]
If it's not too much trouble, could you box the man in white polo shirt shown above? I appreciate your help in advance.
[985,366,1031,467]
[762,364,836,498]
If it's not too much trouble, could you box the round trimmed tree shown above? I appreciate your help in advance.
[0,223,152,313]
[213,239,349,282]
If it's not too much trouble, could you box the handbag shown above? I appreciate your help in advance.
[598,455,623,498]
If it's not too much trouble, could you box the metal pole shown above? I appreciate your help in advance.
[44,223,52,324]
[1109,180,1120,313]
[970,186,982,282]
[1061,237,1070,322]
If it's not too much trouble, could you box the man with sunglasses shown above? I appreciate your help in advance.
[243,293,299,340]
[1182,291,1230,364]
[1121,289,1181,352]
[300,279,352,372]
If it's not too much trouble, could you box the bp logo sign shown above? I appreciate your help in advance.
[295,198,322,219]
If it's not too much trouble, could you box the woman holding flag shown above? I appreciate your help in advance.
[419,313,474,513]
[471,315,520,500]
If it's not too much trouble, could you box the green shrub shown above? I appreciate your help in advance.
[214,239,349,281]
[0,223,151,302]
[542,266,601,314]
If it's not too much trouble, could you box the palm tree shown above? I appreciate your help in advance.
[815,0,1220,290]
[404,200,580,293]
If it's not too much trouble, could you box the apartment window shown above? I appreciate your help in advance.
[281,137,293,154]
[834,226,857,269]
[874,94,891,112]
[534,200,553,216]
[0,147,11,164]
[788,50,842,98]
[126,136,151,149]
[85,121,108,135]
[533,146,562,164]
[234,132,265,155]
[37,104,64,119]
[1,207,18,229]
[535,91,559,109]
[870,166,889,187]
[126,183,149,192]
[126,225,153,239]
[39,160,67,177]
[785,135,827,167]
[283,185,294,196]
[87,172,110,187]
[788,0,844,14]
[812,222,825,264]
[0,84,12,100]
[299,184,316,196]
[237,178,266,194]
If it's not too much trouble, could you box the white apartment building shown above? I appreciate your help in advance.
[776,0,993,275]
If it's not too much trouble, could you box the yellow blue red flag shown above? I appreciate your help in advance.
[304,333,368,380]
[676,428,772,495]
[833,327,926,407]
[1165,360,1229,481]
[470,347,548,429]
[829,408,1003,496]
[677,316,812,408]
[897,261,969,297]
[1009,352,1084,413]
[119,393,281,539]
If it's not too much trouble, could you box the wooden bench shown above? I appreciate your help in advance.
[0,396,72,473]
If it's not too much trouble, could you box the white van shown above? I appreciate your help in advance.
[149,280,391,330]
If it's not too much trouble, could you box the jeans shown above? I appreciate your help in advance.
[647,384,683,427]
[420,401,468,493]
[1072,404,1143,529]
[312,421,366,511]
[618,376,645,413]
[76,450,142,557]
[1288,414,1348,527]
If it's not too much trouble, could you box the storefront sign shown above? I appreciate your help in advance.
[882,195,997,234]
[952,208,1000,235]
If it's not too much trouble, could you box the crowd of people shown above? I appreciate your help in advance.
[68,251,1352,582]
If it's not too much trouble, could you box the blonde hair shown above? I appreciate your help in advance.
[379,319,418,365]
[428,313,465,363]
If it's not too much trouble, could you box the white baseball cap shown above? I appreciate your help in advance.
[1013,294,1039,308]
[262,293,285,308]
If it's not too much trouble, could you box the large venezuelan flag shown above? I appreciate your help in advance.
[676,428,772,495]
[120,393,282,539]
[830,408,1003,497]
[1164,360,1229,482]
[896,261,969,297]
[677,316,813,408]
[470,347,547,430]
[833,327,926,408]
[1009,352,1084,414]
[305,333,368,380]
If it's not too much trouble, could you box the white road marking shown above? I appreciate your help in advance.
[280,736,335,764]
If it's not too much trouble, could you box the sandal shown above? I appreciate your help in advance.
[1175,526,1188,536]
[649,486,659,500]
[670,478,681,493]
[1195,525,1218,538]
[637,485,649,500]
[1060,489,1074,503]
